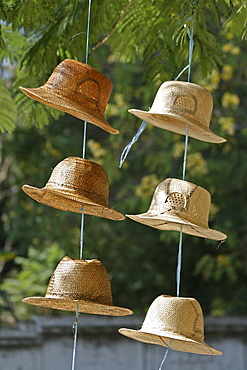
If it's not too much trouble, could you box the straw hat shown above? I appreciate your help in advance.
[129,81,226,143]
[119,295,222,355]
[126,178,227,240]
[23,256,133,316]
[19,59,119,134]
[22,157,124,221]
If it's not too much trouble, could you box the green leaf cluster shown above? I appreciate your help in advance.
[0,0,247,322]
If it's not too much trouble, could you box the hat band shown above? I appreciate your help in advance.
[45,182,109,207]
[176,210,208,228]
[45,292,113,305]
[148,207,208,228]
[141,327,204,344]
[149,107,210,130]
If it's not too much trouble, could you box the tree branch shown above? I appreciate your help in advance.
[91,0,132,52]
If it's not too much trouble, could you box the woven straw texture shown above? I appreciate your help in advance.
[22,157,125,221]
[23,256,133,316]
[126,178,227,240]
[19,59,119,134]
[129,81,226,143]
[119,295,221,355]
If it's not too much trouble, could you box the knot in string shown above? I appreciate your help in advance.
[72,317,81,338]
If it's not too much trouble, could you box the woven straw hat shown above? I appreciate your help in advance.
[129,81,226,143]
[23,256,133,316]
[22,157,124,221]
[119,295,221,355]
[19,59,119,135]
[126,178,227,240]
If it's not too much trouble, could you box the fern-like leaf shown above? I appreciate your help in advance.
[15,88,63,129]
[0,76,17,133]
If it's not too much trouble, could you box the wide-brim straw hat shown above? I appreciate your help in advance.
[126,178,227,240]
[129,81,226,143]
[23,256,133,316]
[119,295,221,355]
[19,59,119,135]
[22,157,125,221]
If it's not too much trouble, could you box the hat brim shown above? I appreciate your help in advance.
[22,185,125,221]
[126,213,227,241]
[129,109,226,144]
[119,328,221,355]
[22,297,133,316]
[19,86,119,135]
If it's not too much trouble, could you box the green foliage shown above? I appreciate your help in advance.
[1,243,66,319]
[0,76,17,132]
[0,0,247,322]
[0,0,246,132]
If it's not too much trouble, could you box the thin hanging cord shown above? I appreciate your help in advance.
[176,225,183,297]
[85,0,91,66]
[158,22,194,370]
[119,23,194,168]
[71,2,92,370]
[81,0,92,160]
[79,205,85,259]
[71,304,80,370]
[176,23,194,298]
[119,121,148,168]
[176,123,189,297]
[158,339,173,370]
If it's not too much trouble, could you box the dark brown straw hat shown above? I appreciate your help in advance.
[22,157,125,221]
[23,256,133,316]
[119,295,222,355]
[19,59,119,134]
[126,178,227,240]
[129,81,226,143]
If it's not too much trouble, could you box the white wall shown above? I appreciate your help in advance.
[0,315,247,370]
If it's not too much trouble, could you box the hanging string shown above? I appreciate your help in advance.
[80,0,92,257]
[176,123,189,297]
[79,205,85,259]
[119,22,194,168]
[71,2,92,370]
[81,0,92,160]
[71,304,80,370]
[119,121,148,168]
[158,339,173,370]
[158,22,194,370]
[175,22,194,298]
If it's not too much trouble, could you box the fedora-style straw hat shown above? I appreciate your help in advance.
[119,295,222,355]
[126,178,227,240]
[129,81,226,143]
[23,256,133,316]
[22,157,125,221]
[19,59,119,135]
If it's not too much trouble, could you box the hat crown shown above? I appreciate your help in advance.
[148,178,210,227]
[149,81,213,128]
[46,257,113,305]
[45,59,112,114]
[141,295,204,343]
[46,157,109,207]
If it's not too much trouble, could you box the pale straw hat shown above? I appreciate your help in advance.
[119,295,222,355]
[129,81,226,143]
[126,178,227,240]
[19,59,119,134]
[23,256,133,316]
[22,157,125,221]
